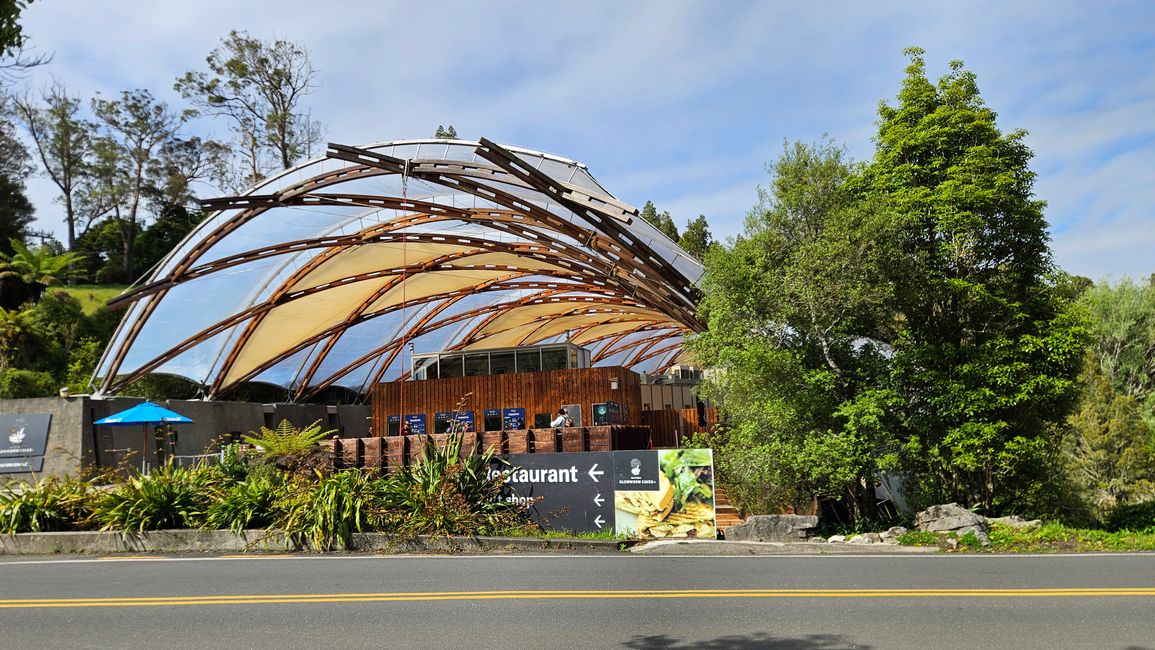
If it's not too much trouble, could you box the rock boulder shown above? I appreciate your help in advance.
[726,514,820,542]
[915,503,990,546]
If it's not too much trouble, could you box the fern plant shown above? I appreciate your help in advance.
[243,419,335,469]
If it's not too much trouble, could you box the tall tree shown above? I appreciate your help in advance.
[860,48,1086,513]
[1064,359,1155,514]
[90,89,186,282]
[11,83,98,251]
[0,0,48,83]
[678,214,714,261]
[691,140,897,517]
[0,175,32,249]
[175,30,322,188]
[639,200,680,241]
[0,96,33,250]
[1079,277,1155,426]
[434,124,458,139]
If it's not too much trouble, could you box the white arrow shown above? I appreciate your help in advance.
[588,464,605,482]
[594,515,605,529]
[593,493,605,507]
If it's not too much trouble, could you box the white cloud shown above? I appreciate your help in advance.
[11,0,1155,281]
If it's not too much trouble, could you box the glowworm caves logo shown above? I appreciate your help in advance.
[8,419,27,445]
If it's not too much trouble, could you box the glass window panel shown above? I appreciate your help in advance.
[439,354,464,378]
[515,350,541,373]
[464,353,489,376]
[490,352,514,375]
[413,356,439,380]
[541,347,567,372]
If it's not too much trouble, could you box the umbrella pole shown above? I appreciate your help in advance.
[142,425,148,474]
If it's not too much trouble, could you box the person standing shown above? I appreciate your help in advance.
[549,408,568,427]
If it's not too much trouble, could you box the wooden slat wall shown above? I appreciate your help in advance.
[370,366,643,437]
[642,407,718,448]
[328,425,654,471]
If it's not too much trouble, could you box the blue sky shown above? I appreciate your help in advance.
[16,0,1155,280]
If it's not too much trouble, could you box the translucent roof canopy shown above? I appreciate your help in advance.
[95,139,704,401]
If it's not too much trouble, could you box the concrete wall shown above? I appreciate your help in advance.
[335,404,372,437]
[168,400,265,461]
[266,403,330,433]
[0,397,371,483]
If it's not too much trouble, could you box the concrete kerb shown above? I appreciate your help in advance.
[0,530,633,555]
[631,540,940,555]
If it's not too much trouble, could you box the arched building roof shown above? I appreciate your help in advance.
[94,139,704,401]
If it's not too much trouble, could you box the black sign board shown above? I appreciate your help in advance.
[0,413,51,474]
[0,456,44,473]
[494,452,615,533]
[387,415,401,436]
[483,408,501,432]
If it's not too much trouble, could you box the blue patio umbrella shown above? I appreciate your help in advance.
[94,402,193,426]
[95,402,194,471]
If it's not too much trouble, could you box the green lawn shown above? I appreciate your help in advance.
[60,284,130,314]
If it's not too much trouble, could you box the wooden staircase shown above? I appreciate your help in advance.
[714,486,744,535]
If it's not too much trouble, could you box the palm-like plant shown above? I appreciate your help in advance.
[0,239,85,301]
[243,419,335,469]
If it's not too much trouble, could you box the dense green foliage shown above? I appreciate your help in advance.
[640,200,680,242]
[862,49,1086,514]
[691,139,896,517]
[1061,277,1155,519]
[694,49,1088,519]
[1078,277,1155,428]
[0,474,94,533]
[1,425,533,550]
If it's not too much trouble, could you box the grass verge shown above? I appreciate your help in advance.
[61,284,130,313]
[899,523,1155,553]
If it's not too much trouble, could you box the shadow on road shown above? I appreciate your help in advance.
[621,633,870,649]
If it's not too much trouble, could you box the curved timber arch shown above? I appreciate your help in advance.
[94,139,705,400]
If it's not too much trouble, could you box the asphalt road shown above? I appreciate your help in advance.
[1,552,1153,649]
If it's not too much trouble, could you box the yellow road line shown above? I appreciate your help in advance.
[1,588,1153,608]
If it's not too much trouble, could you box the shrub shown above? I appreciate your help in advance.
[382,430,528,537]
[275,469,386,551]
[0,475,94,534]
[1104,500,1155,532]
[92,463,220,532]
[204,471,284,534]
[0,368,56,398]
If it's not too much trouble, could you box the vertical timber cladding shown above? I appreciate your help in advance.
[370,366,642,436]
